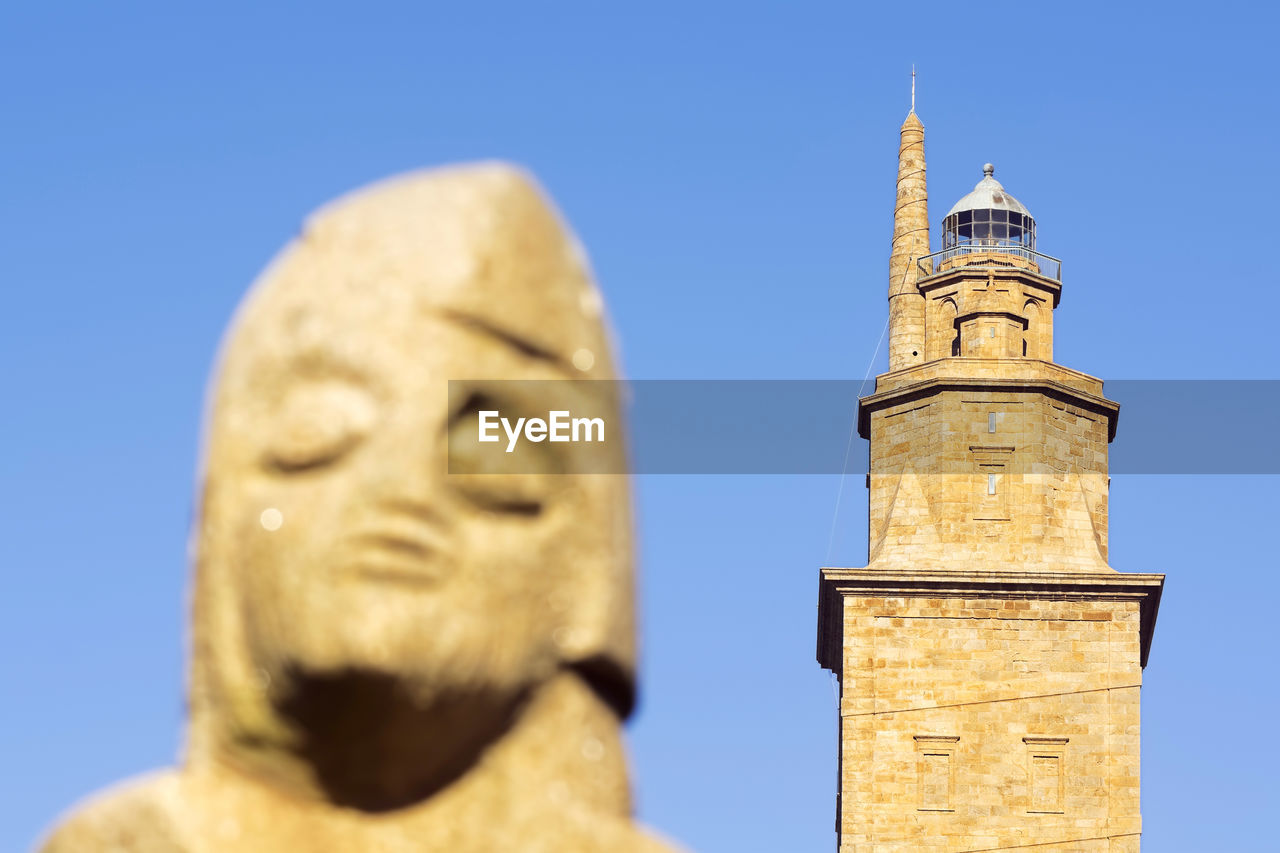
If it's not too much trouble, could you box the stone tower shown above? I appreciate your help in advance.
[816,109,1164,851]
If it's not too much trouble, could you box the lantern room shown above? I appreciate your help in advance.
[941,163,1035,252]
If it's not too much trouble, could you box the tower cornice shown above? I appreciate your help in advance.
[857,361,1120,441]
[816,568,1164,673]
[916,263,1062,308]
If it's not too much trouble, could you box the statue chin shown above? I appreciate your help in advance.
[269,664,530,812]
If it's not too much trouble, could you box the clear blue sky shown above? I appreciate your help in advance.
[3,2,1277,850]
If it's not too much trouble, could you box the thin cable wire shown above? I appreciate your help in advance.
[824,308,890,564]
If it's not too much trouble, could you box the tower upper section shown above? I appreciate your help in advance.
[864,117,1118,573]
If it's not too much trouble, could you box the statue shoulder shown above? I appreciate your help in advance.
[632,829,688,853]
[38,771,187,853]
[566,814,688,853]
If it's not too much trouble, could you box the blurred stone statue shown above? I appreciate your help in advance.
[41,165,679,852]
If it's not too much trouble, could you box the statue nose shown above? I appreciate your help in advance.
[359,403,457,517]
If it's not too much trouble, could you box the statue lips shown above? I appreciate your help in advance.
[344,525,455,587]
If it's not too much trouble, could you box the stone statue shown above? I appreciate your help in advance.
[40,164,680,852]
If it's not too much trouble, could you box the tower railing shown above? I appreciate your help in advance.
[917,244,1062,283]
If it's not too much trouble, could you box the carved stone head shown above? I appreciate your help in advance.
[187,164,635,803]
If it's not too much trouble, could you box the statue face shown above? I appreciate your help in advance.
[214,301,596,705]
[188,168,634,761]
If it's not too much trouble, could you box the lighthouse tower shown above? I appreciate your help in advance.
[815,107,1164,851]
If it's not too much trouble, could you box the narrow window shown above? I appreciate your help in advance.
[921,753,950,810]
[1030,755,1061,811]
[1024,737,1068,814]
[988,473,997,495]
[988,413,997,433]
[914,736,959,812]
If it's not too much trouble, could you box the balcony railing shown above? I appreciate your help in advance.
[917,244,1062,283]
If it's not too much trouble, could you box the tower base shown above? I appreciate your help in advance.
[817,568,1163,852]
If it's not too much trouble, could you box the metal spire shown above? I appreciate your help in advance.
[911,65,916,112]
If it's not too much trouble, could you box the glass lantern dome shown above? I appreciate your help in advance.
[941,164,1035,252]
